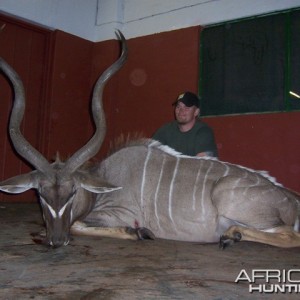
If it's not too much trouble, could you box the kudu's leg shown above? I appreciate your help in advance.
[212,175,300,248]
[70,221,155,241]
[220,225,300,248]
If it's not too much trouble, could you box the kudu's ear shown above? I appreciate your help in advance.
[79,174,122,194]
[0,173,38,194]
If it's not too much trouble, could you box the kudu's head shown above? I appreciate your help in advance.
[0,30,127,247]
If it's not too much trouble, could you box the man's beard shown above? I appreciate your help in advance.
[176,116,189,125]
[177,120,188,125]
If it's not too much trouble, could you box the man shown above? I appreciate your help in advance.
[153,92,218,157]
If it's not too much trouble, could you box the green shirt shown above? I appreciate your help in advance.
[153,120,218,157]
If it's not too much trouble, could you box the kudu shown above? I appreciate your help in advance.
[1,31,300,249]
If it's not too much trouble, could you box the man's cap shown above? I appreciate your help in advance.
[173,92,200,108]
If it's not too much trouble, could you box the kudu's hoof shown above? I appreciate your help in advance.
[137,227,156,240]
[31,231,48,245]
[126,227,155,240]
[219,231,242,249]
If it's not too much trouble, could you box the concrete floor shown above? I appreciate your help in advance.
[0,203,300,300]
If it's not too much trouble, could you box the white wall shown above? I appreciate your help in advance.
[0,0,98,39]
[1,0,300,41]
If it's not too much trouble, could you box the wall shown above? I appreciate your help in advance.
[45,30,94,159]
[1,14,300,203]
[1,0,300,41]
[95,26,300,193]
[0,13,53,202]
[207,112,300,193]
[0,13,96,202]
[95,27,201,156]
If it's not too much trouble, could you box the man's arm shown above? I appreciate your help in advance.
[195,126,218,158]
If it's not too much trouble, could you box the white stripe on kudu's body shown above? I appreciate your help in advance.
[1,30,300,248]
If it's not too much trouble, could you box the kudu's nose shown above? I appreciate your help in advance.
[49,236,70,248]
